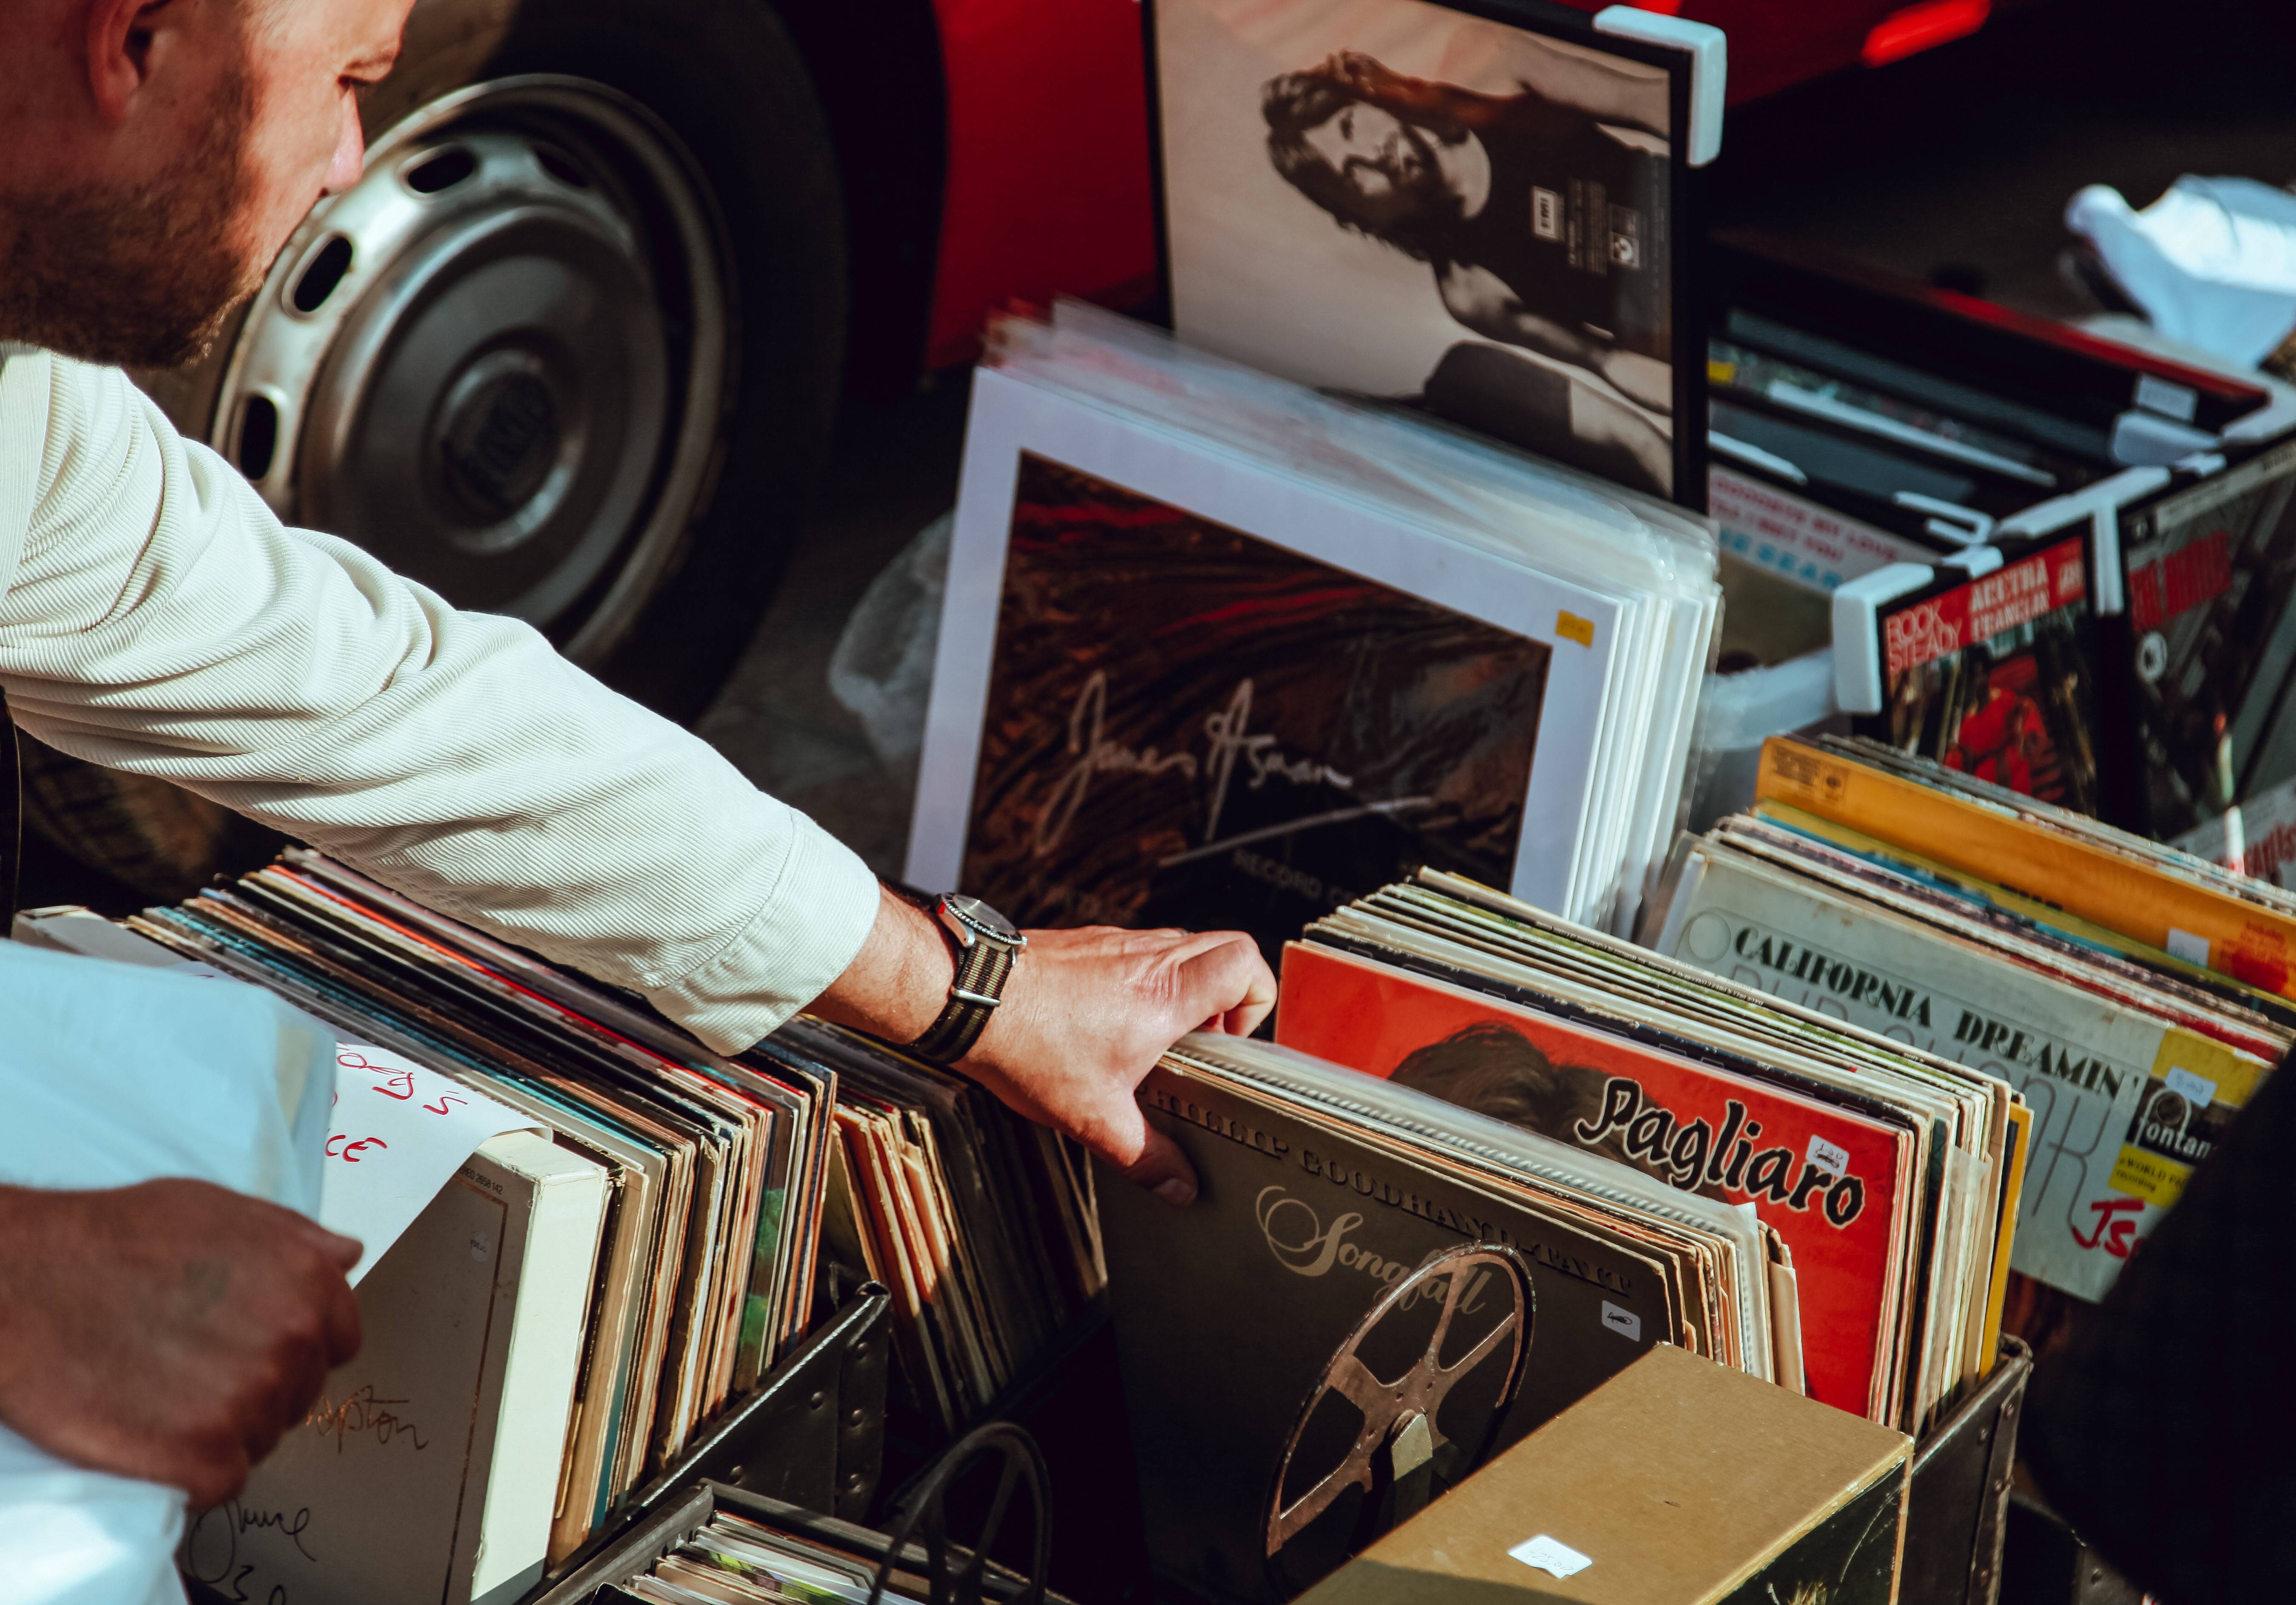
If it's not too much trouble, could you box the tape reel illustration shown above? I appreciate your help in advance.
[1263,1241,1534,1572]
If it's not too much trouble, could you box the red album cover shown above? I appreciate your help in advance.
[1875,534,2100,815]
[1275,942,1912,1420]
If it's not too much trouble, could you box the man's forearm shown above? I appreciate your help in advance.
[805,885,953,1047]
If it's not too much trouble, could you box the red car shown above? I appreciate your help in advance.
[139,0,1998,728]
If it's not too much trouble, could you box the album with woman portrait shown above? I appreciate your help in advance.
[1148,0,1721,506]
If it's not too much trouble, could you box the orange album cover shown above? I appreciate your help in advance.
[1276,941,1914,1421]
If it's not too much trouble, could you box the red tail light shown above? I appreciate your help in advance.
[1861,0,1992,68]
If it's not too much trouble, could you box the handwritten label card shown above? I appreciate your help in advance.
[320,1043,537,1283]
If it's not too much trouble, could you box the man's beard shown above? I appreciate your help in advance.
[0,65,266,369]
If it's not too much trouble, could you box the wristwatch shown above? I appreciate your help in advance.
[907,893,1027,1063]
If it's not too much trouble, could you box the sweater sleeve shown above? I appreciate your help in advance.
[0,350,882,1054]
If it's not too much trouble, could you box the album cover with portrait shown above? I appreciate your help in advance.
[1151,0,1716,505]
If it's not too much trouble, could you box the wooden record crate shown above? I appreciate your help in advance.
[1901,1337,2034,1605]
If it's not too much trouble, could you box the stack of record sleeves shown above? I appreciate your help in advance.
[1276,870,2026,1436]
[107,849,1098,1568]
[783,1014,1105,1434]
[1097,1028,1799,1600]
[608,1502,967,1605]
[1653,734,2293,1352]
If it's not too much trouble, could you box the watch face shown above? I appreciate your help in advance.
[945,894,1023,945]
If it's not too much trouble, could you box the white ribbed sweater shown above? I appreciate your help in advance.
[0,346,881,1054]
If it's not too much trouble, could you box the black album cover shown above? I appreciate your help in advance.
[957,454,1551,967]
[1153,0,1704,504]
[2111,437,2296,839]
[1099,1060,1665,1603]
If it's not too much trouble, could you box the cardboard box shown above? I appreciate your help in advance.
[1298,1344,1912,1605]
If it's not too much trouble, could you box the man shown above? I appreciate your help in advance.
[1262,50,1676,494]
[0,0,1274,1510]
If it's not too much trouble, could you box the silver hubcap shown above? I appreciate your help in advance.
[214,76,729,663]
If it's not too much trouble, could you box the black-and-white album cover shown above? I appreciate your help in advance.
[1154,0,1700,503]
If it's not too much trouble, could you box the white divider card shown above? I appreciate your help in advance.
[322,1042,540,1283]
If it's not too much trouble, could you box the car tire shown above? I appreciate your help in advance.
[41,0,848,897]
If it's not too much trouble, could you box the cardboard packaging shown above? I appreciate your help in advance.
[1298,1343,1912,1605]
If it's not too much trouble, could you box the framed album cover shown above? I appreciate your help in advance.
[906,364,1627,965]
[1148,0,1722,507]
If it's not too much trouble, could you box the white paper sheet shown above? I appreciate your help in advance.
[156,959,542,1283]
[319,1042,540,1284]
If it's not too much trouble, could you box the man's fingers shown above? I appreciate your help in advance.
[1117,1123,1200,1208]
[1084,1088,1201,1207]
[315,1227,364,1272]
[1171,932,1277,1037]
[321,1273,364,1369]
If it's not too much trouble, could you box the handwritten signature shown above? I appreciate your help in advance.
[1034,672,1355,856]
[181,1497,313,1599]
[305,1383,429,1454]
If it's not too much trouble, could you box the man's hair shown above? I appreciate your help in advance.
[1391,1022,1585,1131]
[1262,72,1460,263]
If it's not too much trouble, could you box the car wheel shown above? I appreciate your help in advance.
[46,0,848,897]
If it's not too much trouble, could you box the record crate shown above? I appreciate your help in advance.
[862,1319,2036,1605]
[1902,1337,2033,1605]
[526,1479,1071,1605]
[515,1286,896,1602]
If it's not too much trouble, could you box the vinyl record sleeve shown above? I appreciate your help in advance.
[909,364,1620,956]
[1720,811,2293,1062]
[1860,535,2104,818]
[1151,0,1705,505]
[1100,1055,1672,1603]
[1293,900,1952,1430]
[2108,435,2296,838]
[1275,942,1909,1420]
[1656,840,2267,1301]
[1756,733,2296,1002]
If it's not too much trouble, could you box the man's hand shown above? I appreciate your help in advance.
[960,925,1274,1204]
[0,1179,362,1508]
[812,886,1277,1205]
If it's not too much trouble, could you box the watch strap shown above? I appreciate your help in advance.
[909,932,1015,1063]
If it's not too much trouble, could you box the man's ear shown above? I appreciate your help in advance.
[85,0,179,124]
